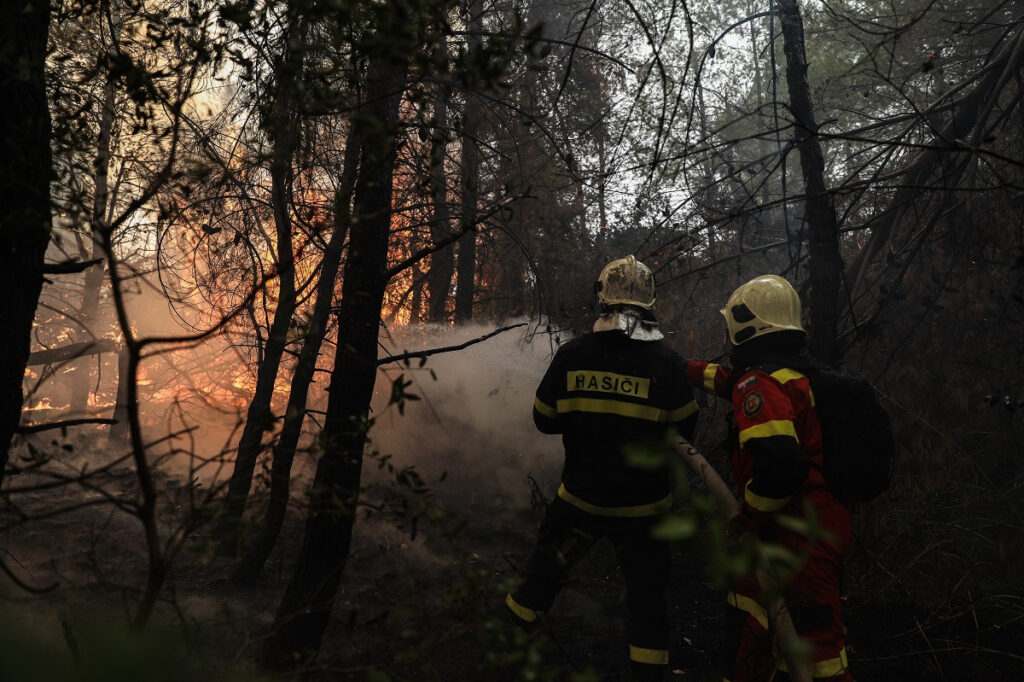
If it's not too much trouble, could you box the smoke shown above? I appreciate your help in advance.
[367,322,564,511]
[19,289,569,520]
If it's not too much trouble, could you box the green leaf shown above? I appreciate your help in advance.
[365,667,391,682]
[651,514,697,541]
[623,442,667,469]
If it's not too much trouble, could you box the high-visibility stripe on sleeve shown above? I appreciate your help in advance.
[505,594,540,623]
[726,591,769,630]
[769,368,815,406]
[744,480,792,512]
[769,368,804,384]
[629,644,669,665]
[667,399,699,422]
[737,419,798,445]
[534,396,557,419]
[778,647,849,677]
[557,484,672,517]
[556,397,673,423]
[703,364,721,392]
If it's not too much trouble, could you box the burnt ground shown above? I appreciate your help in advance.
[2,451,1023,682]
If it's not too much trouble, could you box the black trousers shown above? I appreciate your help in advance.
[508,496,671,678]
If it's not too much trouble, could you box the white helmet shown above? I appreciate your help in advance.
[722,274,805,345]
[596,255,656,310]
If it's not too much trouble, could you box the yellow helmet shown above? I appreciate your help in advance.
[722,274,805,345]
[596,255,656,310]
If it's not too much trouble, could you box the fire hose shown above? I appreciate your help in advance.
[674,436,814,682]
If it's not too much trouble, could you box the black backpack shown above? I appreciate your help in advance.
[801,368,896,504]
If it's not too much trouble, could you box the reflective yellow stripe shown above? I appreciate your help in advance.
[770,368,815,406]
[738,419,798,445]
[505,594,540,623]
[667,399,699,422]
[727,591,769,630]
[744,480,792,512]
[557,484,671,517]
[556,397,671,423]
[703,363,720,392]
[534,396,557,419]
[629,645,669,665]
[769,368,805,384]
[778,647,849,677]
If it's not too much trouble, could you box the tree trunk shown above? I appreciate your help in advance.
[260,54,408,670]
[426,89,454,322]
[454,0,483,323]
[0,0,52,485]
[408,259,425,321]
[216,15,304,548]
[71,7,119,415]
[108,347,130,444]
[777,0,842,364]
[233,127,360,585]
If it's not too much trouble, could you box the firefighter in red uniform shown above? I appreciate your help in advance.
[505,256,699,682]
[685,275,853,682]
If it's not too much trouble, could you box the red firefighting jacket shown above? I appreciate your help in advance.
[685,360,833,530]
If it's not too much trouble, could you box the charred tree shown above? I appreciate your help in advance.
[217,13,305,549]
[0,0,52,485]
[70,3,119,415]
[108,346,130,444]
[233,127,361,584]
[260,50,409,668]
[427,89,454,322]
[454,0,483,323]
[776,0,842,364]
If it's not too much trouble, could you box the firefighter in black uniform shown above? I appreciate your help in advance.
[505,256,699,682]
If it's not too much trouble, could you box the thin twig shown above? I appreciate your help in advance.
[376,323,527,365]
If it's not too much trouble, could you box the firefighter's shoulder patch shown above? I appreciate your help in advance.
[742,392,764,418]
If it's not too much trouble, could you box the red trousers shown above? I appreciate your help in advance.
[724,496,854,682]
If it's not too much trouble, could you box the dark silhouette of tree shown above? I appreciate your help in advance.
[260,19,412,667]
[217,6,306,551]
[0,0,52,487]
[233,124,361,583]
[454,0,484,322]
[427,81,455,322]
[777,0,842,363]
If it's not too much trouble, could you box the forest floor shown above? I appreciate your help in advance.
[0,440,729,682]
[3,440,1024,682]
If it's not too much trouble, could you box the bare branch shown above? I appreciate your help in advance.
[377,322,527,366]
[16,418,118,434]
[26,340,118,366]
[40,258,104,274]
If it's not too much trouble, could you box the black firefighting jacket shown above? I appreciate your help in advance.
[533,330,698,514]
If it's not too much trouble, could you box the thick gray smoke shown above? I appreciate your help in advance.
[367,322,564,511]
